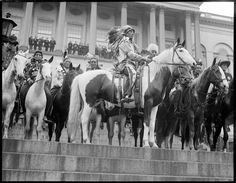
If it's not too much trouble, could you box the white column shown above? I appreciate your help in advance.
[20,2,33,48]
[158,7,165,52]
[185,11,192,54]
[194,12,201,60]
[89,2,97,55]
[149,6,156,44]
[55,2,66,53]
[121,3,127,26]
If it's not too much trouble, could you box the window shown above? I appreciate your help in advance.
[11,16,22,38]
[67,24,82,44]
[37,19,53,39]
[96,29,108,48]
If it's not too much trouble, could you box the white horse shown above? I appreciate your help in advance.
[67,38,196,147]
[2,50,29,138]
[24,58,53,140]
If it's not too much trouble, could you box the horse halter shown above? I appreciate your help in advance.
[172,45,191,66]
[208,65,227,89]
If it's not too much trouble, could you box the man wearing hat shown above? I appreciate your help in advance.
[108,25,151,103]
[86,53,101,71]
[218,60,232,82]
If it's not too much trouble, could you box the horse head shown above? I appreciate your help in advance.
[13,50,29,79]
[40,57,53,81]
[208,58,229,94]
[172,38,196,67]
[172,65,194,86]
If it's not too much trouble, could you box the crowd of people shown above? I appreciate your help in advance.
[28,36,56,52]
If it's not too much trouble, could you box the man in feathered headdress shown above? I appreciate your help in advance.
[108,25,151,103]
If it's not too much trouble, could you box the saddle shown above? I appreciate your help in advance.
[112,65,146,109]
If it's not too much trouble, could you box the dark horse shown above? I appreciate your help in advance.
[155,58,229,150]
[204,78,234,152]
[48,63,83,141]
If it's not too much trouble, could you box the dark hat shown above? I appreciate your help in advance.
[219,60,230,67]
[33,50,43,57]
[9,35,18,45]
[63,57,72,68]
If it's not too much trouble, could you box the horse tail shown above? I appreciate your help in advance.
[67,76,81,143]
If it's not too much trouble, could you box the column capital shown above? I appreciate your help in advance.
[121,2,128,8]
[149,4,156,11]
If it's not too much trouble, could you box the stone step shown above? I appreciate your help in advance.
[2,152,233,179]
[2,139,233,164]
[2,169,232,181]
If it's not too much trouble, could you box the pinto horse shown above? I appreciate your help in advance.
[2,50,29,138]
[24,58,53,140]
[204,78,234,152]
[48,63,83,141]
[67,38,196,146]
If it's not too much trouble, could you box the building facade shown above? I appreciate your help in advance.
[2,2,234,75]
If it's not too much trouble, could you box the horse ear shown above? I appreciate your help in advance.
[181,40,185,47]
[48,56,54,63]
[174,38,180,47]
[212,57,217,66]
[69,62,73,70]
[76,64,81,71]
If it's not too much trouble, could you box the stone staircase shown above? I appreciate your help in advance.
[2,138,233,181]
[2,121,233,181]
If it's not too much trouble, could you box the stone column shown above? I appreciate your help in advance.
[121,3,127,26]
[158,7,165,52]
[19,2,33,49]
[149,6,156,44]
[89,2,97,55]
[194,12,201,60]
[54,2,66,54]
[185,11,192,54]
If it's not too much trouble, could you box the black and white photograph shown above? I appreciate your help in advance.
[2,1,234,181]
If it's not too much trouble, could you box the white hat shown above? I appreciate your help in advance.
[147,43,159,53]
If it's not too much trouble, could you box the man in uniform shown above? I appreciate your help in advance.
[108,25,151,103]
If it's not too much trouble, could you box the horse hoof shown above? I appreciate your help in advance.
[149,142,158,148]
[143,141,150,148]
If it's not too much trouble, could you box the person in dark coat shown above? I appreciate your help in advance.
[28,36,33,50]
[38,37,44,51]
[218,60,232,82]
[49,38,56,52]
[33,36,38,50]
[72,42,78,55]
[44,38,50,52]
[68,41,73,54]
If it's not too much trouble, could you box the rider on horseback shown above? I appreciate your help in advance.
[20,50,53,124]
[44,56,73,124]
[108,25,151,103]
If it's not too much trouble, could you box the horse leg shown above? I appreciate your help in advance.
[119,115,126,146]
[140,126,144,147]
[170,134,173,149]
[24,109,32,139]
[205,120,212,148]
[133,120,138,147]
[3,103,15,138]
[89,120,96,143]
[55,117,64,142]
[222,122,229,152]
[107,116,114,145]
[212,124,222,151]
[81,106,92,144]
[188,112,195,151]
[149,106,159,148]
[36,111,45,140]
[181,120,186,150]
[48,123,54,141]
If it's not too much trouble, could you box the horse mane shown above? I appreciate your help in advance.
[191,66,209,89]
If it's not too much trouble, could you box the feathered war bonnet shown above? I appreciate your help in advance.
[107,26,124,57]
